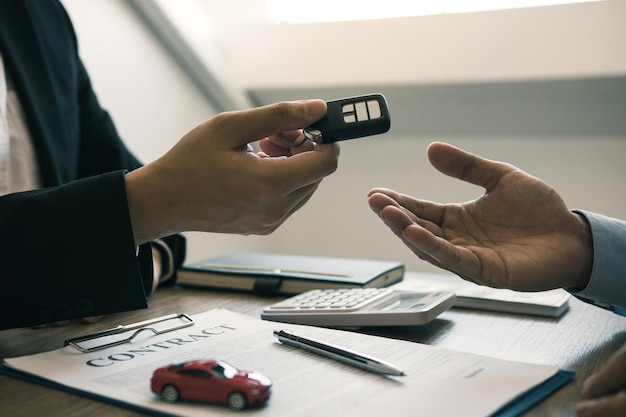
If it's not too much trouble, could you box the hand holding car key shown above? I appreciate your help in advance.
[280,94,391,146]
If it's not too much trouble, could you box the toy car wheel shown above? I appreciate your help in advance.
[161,385,180,403]
[227,392,247,411]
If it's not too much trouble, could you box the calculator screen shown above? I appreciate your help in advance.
[381,293,430,311]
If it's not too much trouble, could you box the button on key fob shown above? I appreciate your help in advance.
[304,94,391,143]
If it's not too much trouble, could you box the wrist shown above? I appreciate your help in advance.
[151,239,175,285]
[125,165,179,245]
[570,211,594,290]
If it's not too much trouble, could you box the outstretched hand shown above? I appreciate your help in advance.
[368,141,592,292]
[126,100,339,244]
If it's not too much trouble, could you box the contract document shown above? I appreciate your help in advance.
[1,308,572,417]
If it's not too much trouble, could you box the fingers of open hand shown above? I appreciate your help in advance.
[369,193,482,281]
[373,206,460,275]
[372,201,448,265]
[368,189,400,213]
[427,142,515,193]
[368,188,445,225]
[368,190,444,243]
[402,224,486,286]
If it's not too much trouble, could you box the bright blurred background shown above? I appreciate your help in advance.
[61,0,626,274]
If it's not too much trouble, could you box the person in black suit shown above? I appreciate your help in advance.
[0,0,338,330]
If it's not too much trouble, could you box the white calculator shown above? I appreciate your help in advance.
[261,288,455,327]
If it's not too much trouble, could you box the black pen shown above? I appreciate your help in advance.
[273,329,405,376]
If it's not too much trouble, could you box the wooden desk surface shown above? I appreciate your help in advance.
[1,274,625,417]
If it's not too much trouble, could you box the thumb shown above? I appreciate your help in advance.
[216,100,327,148]
[427,141,514,192]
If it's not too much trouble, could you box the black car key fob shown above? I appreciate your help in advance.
[304,94,391,143]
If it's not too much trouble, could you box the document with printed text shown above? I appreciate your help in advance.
[1,308,573,416]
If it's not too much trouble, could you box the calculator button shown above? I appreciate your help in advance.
[331,301,348,307]
[271,303,299,309]
[266,288,394,313]
[315,302,332,308]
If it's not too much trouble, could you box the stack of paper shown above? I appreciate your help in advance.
[394,273,570,317]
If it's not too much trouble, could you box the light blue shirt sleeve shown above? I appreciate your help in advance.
[570,210,626,312]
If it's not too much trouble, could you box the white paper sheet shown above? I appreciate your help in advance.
[394,273,570,317]
[3,309,563,416]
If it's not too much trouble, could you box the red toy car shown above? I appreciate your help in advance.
[151,359,272,410]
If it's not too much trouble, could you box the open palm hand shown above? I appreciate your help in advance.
[368,142,592,292]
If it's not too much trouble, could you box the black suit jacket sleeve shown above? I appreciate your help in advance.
[0,0,184,329]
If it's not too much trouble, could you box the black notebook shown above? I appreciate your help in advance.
[176,253,405,295]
